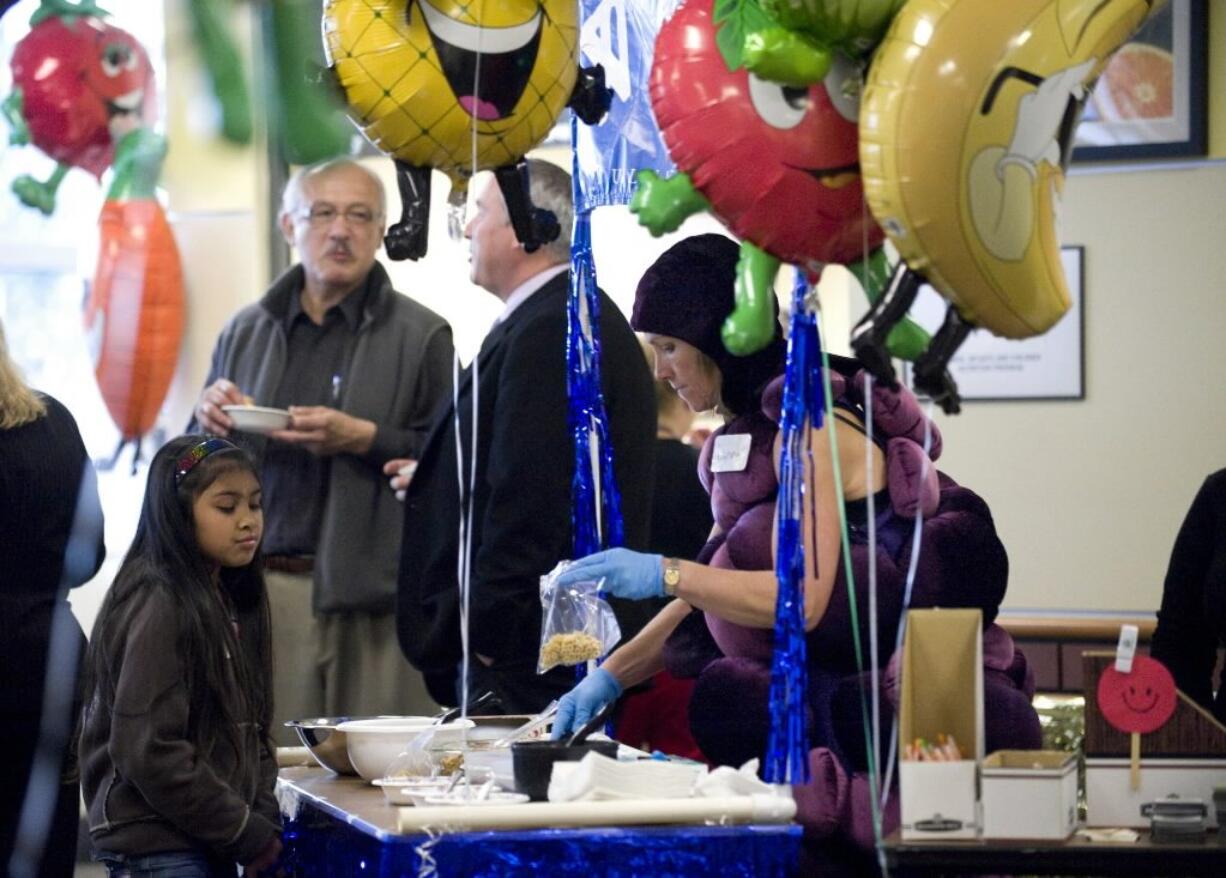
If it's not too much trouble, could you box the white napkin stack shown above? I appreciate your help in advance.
[548,753,708,803]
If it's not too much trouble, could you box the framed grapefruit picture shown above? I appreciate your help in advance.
[1074,0,1208,161]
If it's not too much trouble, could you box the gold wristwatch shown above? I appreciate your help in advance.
[662,557,681,596]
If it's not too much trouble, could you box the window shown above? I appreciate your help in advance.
[2,0,168,629]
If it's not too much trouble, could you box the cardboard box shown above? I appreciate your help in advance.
[982,750,1077,839]
[899,608,984,840]
[1085,757,1226,828]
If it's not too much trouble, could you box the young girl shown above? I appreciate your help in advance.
[80,436,282,877]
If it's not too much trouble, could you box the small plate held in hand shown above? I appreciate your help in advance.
[221,405,290,435]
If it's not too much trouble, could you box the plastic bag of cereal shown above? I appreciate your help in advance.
[537,561,622,673]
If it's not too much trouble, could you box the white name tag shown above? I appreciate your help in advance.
[711,433,752,473]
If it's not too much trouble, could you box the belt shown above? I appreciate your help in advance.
[264,555,315,574]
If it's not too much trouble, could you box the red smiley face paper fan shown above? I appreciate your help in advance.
[1097,654,1177,735]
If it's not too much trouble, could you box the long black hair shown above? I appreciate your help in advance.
[82,435,272,757]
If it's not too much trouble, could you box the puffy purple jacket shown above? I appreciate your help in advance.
[667,371,1040,861]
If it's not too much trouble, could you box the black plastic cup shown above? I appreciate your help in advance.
[511,739,619,801]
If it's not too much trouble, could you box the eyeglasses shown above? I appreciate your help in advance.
[295,204,380,228]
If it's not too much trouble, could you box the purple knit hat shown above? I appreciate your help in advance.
[632,234,785,415]
[632,234,740,361]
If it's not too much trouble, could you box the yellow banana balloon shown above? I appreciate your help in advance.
[860,0,1163,340]
[323,0,577,187]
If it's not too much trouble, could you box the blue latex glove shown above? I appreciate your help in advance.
[551,667,623,740]
[557,548,664,600]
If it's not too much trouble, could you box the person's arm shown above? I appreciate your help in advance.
[108,592,279,865]
[250,731,282,832]
[670,421,845,631]
[190,326,244,436]
[58,404,105,588]
[602,598,693,689]
[272,324,455,463]
[64,457,106,588]
[552,599,693,738]
[1151,474,1223,707]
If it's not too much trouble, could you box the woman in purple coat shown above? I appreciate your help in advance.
[552,235,1040,866]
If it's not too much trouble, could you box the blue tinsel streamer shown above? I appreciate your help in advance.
[567,127,628,688]
[566,123,626,561]
[764,271,825,784]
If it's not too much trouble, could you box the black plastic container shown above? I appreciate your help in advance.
[511,739,619,801]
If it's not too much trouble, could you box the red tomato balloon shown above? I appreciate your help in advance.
[10,13,155,179]
[650,1,883,272]
[1097,655,1177,736]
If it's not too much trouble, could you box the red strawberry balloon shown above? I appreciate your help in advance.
[3,0,155,214]
[632,0,900,355]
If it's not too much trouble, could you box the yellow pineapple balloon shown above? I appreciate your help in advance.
[323,0,578,192]
[860,0,1163,339]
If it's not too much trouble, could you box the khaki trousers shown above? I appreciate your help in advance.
[265,569,438,746]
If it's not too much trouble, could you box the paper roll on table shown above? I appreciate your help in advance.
[395,795,796,832]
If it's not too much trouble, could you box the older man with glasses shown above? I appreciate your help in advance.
[191,158,454,741]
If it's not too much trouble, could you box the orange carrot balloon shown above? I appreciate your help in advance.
[84,125,184,456]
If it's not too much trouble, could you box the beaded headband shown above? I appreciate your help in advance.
[174,437,236,485]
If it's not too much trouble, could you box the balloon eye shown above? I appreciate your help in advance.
[782,86,808,110]
[100,46,130,78]
[748,73,808,130]
[824,54,863,123]
[125,50,140,72]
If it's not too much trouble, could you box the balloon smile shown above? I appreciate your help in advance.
[791,162,861,189]
[106,88,144,120]
[415,0,542,121]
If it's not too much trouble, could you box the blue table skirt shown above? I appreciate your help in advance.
[282,796,801,877]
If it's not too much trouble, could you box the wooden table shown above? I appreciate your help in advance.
[882,827,1226,876]
[276,766,801,877]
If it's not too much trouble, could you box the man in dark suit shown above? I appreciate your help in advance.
[394,160,656,713]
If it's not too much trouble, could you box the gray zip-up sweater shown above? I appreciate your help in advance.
[193,262,453,613]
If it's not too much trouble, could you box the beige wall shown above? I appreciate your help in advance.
[899,161,1226,612]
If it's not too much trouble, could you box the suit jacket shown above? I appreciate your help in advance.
[397,273,656,695]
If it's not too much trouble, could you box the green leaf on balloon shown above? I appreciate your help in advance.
[713,0,774,72]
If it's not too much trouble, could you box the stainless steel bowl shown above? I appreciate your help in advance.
[284,717,368,776]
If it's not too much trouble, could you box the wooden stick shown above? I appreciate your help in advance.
[1130,732,1141,791]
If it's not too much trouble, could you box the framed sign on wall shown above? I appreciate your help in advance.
[905,246,1086,402]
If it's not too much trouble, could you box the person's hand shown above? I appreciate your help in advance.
[269,406,376,456]
[195,378,247,436]
[243,835,282,877]
[557,548,664,600]
[551,667,622,740]
[382,458,418,500]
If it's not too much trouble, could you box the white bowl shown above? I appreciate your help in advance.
[222,405,290,435]
[336,717,473,781]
